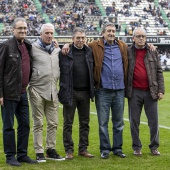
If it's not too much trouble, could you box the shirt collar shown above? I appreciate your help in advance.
[104,39,118,46]
[73,44,84,49]
[135,44,146,49]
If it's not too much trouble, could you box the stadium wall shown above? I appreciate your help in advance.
[0,36,170,45]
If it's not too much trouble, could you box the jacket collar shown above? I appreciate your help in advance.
[131,42,150,50]
[98,37,119,48]
[98,37,105,48]
[68,43,91,58]
[12,36,32,50]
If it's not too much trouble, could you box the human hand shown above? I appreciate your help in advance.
[84,43,89,47]
[61,43,70,55]
[158,93,163,100]
[0,97,4,106]
[148,43,156,51]
[53,39,59,48]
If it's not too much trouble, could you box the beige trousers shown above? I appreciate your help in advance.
[28,87,59,153]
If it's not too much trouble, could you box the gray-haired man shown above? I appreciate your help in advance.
[28,23,65,162]
[126,27,164,156]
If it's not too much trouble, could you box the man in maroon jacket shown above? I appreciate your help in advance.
[126,27,164,156]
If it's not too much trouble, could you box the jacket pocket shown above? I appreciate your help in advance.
[153,81,158,92]
[9,53,19,58]
[148,57,157,70]
[150,81,159,100]
[94,66,100,85]
[30,67,39,80]
[60,63,70,74]
[8,53,20,75]
[58,83,70,105]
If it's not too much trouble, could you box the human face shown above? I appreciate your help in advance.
[133,29,146,48]
[13,21,27,42]
[72,32,86,49]
[102,25,116,45]
[40,26,54,45]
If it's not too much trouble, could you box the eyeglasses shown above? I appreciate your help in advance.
[135,35,146,39]
[76,37,85,40]
[106,29,116,33]
[14,27,27,30]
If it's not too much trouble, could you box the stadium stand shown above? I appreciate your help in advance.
[0,0,46,36]
[100,0,170,35]
[0,0,170,36]
[0,0,169,70]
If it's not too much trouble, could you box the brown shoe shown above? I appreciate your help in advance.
[151,149,160,156]
[79,151,94,158]
[134,150,142,156]
[65,153,73,160]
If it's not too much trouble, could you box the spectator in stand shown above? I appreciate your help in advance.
[58,0,65,7]
[163,30,166,35]
[129,28,133,35]
[125,27,128,35]
[99,17,103,28]
[23,3,28,9]
[41,1,46,14]
[163,20,168,27]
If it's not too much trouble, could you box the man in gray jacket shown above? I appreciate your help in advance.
[28,23,65,162]
[126,27,164,156]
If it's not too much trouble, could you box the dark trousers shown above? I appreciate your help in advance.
[63,90,90,153]
[128,89,159,151]
[1,92,30,160]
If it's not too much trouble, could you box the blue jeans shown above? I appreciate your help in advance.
[95,88,124,154]
[1,92,30,160]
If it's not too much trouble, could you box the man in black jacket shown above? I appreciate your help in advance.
[58,27,94,160]
[0,17,37,166]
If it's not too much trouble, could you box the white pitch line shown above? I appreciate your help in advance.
[59,106,170,130]
[90,111,170,130]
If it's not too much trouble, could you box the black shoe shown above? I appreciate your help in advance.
[134,150,142,156]
[114,151,126,158]
[18,156,38,164]
[101,152,109,159]
[151,149,160,156]
[36,153,46,163]
[46,148,65,161]
[7,157,21,166]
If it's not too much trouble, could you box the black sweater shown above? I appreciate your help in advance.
[72,45,90,91]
